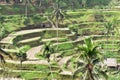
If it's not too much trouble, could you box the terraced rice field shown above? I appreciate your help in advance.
[1,9,120,79]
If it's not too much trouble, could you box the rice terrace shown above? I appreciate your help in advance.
[0,0,120,80]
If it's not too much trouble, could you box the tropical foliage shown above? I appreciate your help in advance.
[41,42,54,62]
[73,37,108,80]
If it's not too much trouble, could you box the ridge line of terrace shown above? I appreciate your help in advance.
[0,28,69,44]
[12,28,70,36]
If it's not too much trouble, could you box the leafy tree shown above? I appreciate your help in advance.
[73,37,107,80]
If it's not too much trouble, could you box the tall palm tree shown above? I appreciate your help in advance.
[51,0,64,50]
[24,0,29,17]
[73,37,108,80]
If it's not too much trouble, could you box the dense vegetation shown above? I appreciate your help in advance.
[0,0,120,80]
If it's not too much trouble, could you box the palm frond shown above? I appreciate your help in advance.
[84,37,93,50]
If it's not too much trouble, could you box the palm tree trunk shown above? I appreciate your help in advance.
[88,68,94,80]
[48,62,54,79]
[87,63,94,80]
[25,0,28,17]
[20,60,22,69]
[47,17,56,28]
[56,19,59,51]
[106,33,109,52]
[38,0,42,7]
[112,34,114,52]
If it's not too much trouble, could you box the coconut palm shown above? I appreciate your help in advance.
[24,0,29,17]
[42,42,54,62]
[41,42,54,79]
[104,17,119,52]
[73,37,108,80]
[47,0,64,28]
[51,0,64,51]
[15,45,30,68]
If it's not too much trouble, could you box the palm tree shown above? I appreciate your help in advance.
[16,45,30,68]
[41,42,54,79]
[104,17,119,52]
[51,0,64,51]
[42,42,54,62]
[24,0,42,17]
[24,0,29,17]
[73,37,108,80]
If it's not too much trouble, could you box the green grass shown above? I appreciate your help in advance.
[18,37,41,43]
[108,74,120,80]
[2,63,49,71]
[1,14,46,33]
[104,52,119,58]
[102,44,118,49]
[60,49,77,56]
[54,43,74,51]
[43,30,69,39]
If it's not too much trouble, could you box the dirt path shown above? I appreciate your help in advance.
[26,45,43,60]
